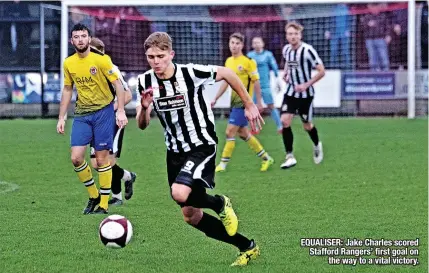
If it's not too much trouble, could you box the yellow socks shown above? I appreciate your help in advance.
[246,135,270,161]
[74,161,99,199]
[97,163,112,209]
[220,138,236,167]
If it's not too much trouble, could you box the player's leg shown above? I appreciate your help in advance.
[171,145,238,236]
[71,117,100,214]
[111,127,136,201]
[300,98,323,164]
[216,108,241,172]
[182,206,260,266]
[280,95,297,169]
[91,104,115,214]
[108,154,123,205]
[238,127,274,172]
[261,88,282,133]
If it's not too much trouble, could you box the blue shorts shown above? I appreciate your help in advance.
[228,108,248,127]
[71,103,115,151]
[253,88,274,105]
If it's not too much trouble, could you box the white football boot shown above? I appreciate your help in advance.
[313,142,323,164]
[280,153,297,169]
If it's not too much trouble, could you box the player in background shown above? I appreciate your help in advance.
[89,37,137,205]
[280,22,325,169]
[136,32,261,266]
[247,36,283,133]
[212,33,274,173]
[56,24,128,214]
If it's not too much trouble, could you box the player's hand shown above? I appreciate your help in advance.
[295,83,309,92]
[283,72,290,83]
[56,119,65,134]
[244,102,265,133]
[210,99,217,108]
[141,89,153,109]
[275,77,283,93]
[116,110,128,129]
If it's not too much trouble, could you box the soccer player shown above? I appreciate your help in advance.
[56,24,128,214]
[89,37,137,206]
[247,36,283,133]
[212,33,274,173]
[136,32,261,266]
[280,22,325,169]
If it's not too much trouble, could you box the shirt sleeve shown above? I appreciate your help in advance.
[307,47,323,68]
[248,59,260,82]
[63,60,73,86]
[99,55,119,83]
[268,52,279,77]
[189,64,218,87]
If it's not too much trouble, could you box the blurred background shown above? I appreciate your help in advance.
[0,1,427,118]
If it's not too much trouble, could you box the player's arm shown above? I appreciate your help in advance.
[57,84,73,134]
[269,52,283,92]
[215,67,264,132]
[136,78,152,130]
[268,52,279,77]
[114,88,132,110]
[296,47,325,92]
[304,47,325,86]
[113,67,133,109]
[211,81,229,107]
[100,56,128,127]
[57,61,73,134]
[253,79,263,111]
[248,59,263,111]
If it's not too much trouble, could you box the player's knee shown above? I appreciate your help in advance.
[71,154,84,167]
[281,116,292,128]
[225,128,236,139]
[171,189,190,204]
[95,156,109,168]
[303,122,313,131]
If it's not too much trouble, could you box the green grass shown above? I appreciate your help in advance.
[0,117,427,273]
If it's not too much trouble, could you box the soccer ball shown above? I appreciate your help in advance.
[99,214,133,248]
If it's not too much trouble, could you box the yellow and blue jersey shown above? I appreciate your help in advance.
[225,55,259,108]
[63,49,119,115]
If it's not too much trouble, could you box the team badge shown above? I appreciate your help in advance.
[237,65,244,71]
[90,66,97,75]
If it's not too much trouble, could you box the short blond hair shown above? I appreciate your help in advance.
[229,32,244,43]
[90,37,105,53]
[144,32,173,52]
[285,21,304,32]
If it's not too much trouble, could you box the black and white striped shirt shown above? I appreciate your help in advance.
[137,63,218,153]
[282,42,323,98]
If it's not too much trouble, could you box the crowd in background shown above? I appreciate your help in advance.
[0,1,427,72]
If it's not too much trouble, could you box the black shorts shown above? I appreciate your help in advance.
[166,145,217,190]
[90,124,125,158]
[280,95,314,123]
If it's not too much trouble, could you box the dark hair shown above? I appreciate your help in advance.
[70,23,91,37]
[90,37,105,53]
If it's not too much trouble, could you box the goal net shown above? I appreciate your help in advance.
[62,1,428,117]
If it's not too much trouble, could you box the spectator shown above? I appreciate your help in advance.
[325,4,352,69]
[360,4,391,71]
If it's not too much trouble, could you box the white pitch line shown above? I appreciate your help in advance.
[0,181,20,194]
